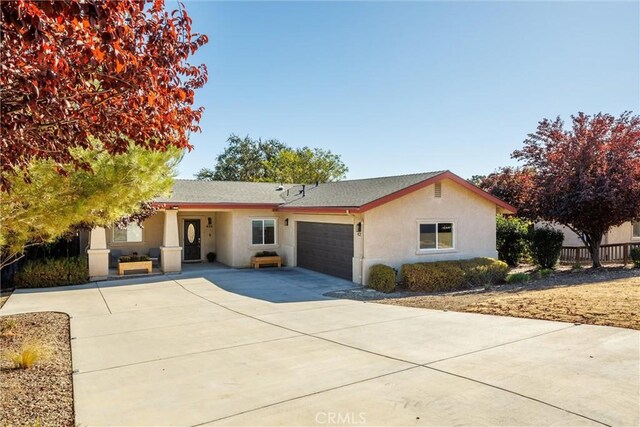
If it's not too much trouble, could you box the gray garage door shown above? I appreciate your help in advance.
[297,222,354,280]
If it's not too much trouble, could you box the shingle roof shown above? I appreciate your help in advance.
[154,180,296,205]
[155,170,506,211]
[279,171,446,208]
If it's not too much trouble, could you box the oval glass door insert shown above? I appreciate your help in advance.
[187,223,196,243]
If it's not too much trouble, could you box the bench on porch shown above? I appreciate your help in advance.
[251,255,282,269]
[118,260,153,275]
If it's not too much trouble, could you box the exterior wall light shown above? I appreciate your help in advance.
[284,218,289,226]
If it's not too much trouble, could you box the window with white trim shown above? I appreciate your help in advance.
[113,223,143,243]
[252,219,276,245]
[633,222,640,239]
[419,222,454,250]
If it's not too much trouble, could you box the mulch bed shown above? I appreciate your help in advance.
[0,312,74,426]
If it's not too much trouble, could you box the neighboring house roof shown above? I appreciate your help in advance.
[153,171,516,213]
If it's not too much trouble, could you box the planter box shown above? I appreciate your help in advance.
[251,256,282,269]
[118,260,152,275]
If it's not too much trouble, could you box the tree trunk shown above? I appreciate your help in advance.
[587,235,603,268]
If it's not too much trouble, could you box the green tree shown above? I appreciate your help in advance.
[1,141,181,268]
[263,147,348,183]
[195,135,348,183]
[195,135,285,181]
[468,175,487,186]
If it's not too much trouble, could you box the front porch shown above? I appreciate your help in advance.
[87,209,228,281]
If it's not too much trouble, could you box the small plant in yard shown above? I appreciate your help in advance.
[630,248,640,268]
[4,342,48,369]
[368,264,397,293]
[506,272,530,284]
[532,268,554,279]
[206,252,217,263]
[571,263,584,271]
[1,318,17,335]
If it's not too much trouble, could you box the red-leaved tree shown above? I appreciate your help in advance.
[1,0,208,190]
[478,166,535,218]
[484,112,640,268]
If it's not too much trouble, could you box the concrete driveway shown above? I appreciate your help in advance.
[1,268,638,426]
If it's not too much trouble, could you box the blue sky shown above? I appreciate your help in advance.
[178,1,639,180]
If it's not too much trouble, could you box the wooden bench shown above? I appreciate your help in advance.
[251,256,282,269]
[118,260,153,275]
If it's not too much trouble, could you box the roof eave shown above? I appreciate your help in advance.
[152,202,280,210]
[274,206,362,214]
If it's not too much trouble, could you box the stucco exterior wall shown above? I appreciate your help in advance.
[227,209,282,268]
[550,222,638,246]
[106,212,164,256]
[361,179,498,284]
[605,222,638,244]
[215,211,234,266]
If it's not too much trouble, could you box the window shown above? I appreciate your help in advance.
[113,223,143,243]
[419,222,454,250]
[252,219,276,245]
[633,222,640,239]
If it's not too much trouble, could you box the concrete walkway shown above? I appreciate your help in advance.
[1,268,638,426]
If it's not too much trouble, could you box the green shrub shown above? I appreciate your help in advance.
[630,247,640,268]
[460,258,510,286]
[119,255,150,262]
[532,268,554,279]
[402,262,465,292]
[401,258,507,292]
[506,272,530,283]
[529,227,564,269]
[496,215,530,267]
[368,264,396,293]
[13,257,88,288]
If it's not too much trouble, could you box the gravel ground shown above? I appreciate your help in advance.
[0,312,74,426]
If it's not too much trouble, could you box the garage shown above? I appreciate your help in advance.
[296,222,354,280]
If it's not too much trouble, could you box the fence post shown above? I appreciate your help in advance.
[623,243,629,265]
[574,247,580,264]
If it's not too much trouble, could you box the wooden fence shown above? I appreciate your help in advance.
[560,242,640,264]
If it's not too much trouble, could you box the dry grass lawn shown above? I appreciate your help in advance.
[379,274,640,330]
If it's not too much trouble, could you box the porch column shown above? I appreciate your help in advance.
[88,227,110,280]
[161,209,182,273]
